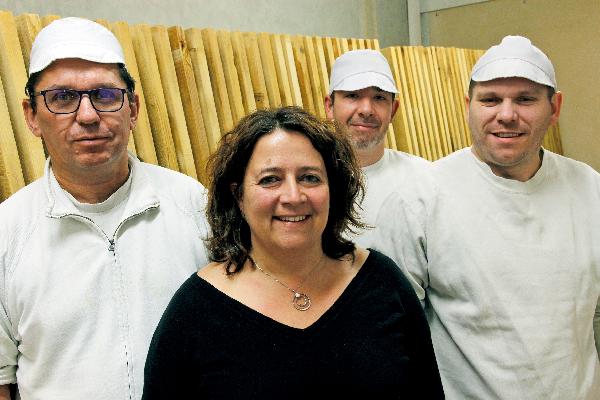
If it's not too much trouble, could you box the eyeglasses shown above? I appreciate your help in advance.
[33,88,129,114]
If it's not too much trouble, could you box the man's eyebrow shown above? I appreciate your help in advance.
[373,87,393,95]
[474,90,499,97]
[476,86,545,98]
[40,83,122,90]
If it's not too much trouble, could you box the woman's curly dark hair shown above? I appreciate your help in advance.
[206,106,366,274]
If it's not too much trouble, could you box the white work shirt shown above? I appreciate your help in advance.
[374,147,600,399]
[353,148,432,249]
[0,154,209,400]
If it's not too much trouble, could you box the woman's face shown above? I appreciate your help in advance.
[238,129,330,254]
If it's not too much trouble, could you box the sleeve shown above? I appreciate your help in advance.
[370,191,430,303]
[171,173,210,266]
[594,296,600,356]
[142,284,195,400]
[0,307,17,385]
[0,231,18,385]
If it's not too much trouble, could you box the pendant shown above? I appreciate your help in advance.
[292,292,311,311]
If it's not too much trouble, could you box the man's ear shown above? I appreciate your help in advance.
[22,98,42,138]
[324,95,334,119]
[128,92,140,130]
[549,91,563,125]
[390,99,399,119]
[465,95,471,120]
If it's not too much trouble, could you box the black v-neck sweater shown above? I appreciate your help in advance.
[142,249,444,399]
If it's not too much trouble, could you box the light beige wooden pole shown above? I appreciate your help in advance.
[426,47,451,157]
[0,11,45,184]
[416,46,443,159]
[151,25,197,179]
[14,14,41,71]
[395,47,419,154]
[555,126,563,154]
[184,28,222,152]
[109,21,158,163]
[270,34,294,106]
[313,36,330,106]
[243,32,270,111]
[340,38,350,54]
[258,32,282,108]
[94,19,137,156]
[322,37,336,76]
[168,26,211,183]
[455,48,472,147]
[303,36,326,118]
[281,34,303,107]
[0,75,25,200]
[216,30,245,126]
[40,14,59,27]
[404,46,432,160]
[230,31,257,114]
[447,48,470,148]
[290,35,315,115]
[382,47,414,154]
[131,24,179,171]
[436,47,463,153]
[410,46,435,158]
[385,127,398,150]
[202,29,234,134]
[331,38,343,59]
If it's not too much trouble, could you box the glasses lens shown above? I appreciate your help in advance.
[90,88,124,112]
[44,89,80,113]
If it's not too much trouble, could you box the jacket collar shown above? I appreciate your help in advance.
[44,152,160,219]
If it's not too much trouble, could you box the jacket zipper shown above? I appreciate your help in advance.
[51,204,159,399]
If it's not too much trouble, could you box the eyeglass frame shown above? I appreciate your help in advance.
[32,88,131,115]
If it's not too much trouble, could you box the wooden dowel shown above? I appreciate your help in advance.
[0,11,45,183]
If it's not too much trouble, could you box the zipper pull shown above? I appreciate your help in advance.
[108,239,115,252]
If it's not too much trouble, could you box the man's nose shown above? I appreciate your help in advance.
[357,97,374,116]
[496,99,517,123]
[75,94,101,124]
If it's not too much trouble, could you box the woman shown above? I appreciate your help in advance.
[142,107,444,399]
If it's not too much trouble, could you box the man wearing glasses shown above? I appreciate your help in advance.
[0,17,208,399]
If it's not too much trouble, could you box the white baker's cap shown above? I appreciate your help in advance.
[328,49,398,95]
[29,17,125,75]
[471,35,556,89]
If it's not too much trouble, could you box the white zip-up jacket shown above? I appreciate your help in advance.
[0,155,209,400]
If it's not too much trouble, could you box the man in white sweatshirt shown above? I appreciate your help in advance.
[324,49,433,247]
[0,17,208,400]
[375,35,600,399]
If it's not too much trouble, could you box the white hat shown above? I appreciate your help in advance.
[470,35,556,89]
[29,17,125,75]
[328,49,398,95]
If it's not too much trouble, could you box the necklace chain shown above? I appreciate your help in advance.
[250,255,324,312]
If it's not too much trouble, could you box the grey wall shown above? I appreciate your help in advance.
[374,0,409,47]
[0,0,409,46]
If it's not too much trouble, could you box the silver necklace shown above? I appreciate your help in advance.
[250,256,324,311]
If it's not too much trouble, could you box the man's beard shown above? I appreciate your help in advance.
[350,129,386,150]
